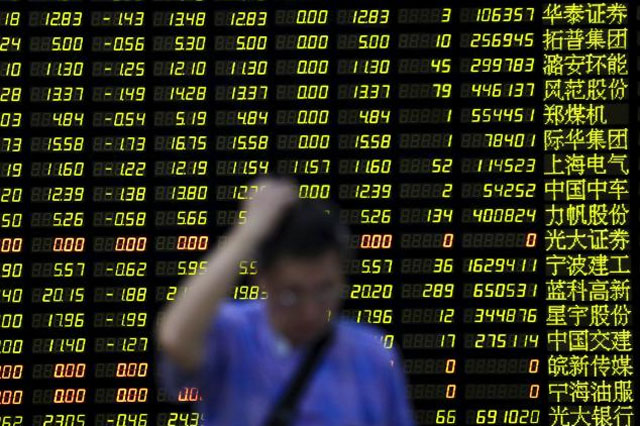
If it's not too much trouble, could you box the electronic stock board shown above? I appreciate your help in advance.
[0,2,637,426]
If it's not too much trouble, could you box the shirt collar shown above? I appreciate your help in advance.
[273,327,293,356]
[257,299,298,357]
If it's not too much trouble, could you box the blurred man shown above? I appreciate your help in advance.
[156,176,415,425]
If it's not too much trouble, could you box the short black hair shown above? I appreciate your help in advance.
[254,198,353,273]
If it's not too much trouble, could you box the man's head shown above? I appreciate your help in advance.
[255,198,353,346]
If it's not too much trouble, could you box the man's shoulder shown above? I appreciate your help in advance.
[335,317,382,340]
[213,301,393,363]
[218,298,262,312]
[218,298,263,315]
[211,299,264,329]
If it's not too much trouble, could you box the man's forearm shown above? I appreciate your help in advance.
[156,223,262,370]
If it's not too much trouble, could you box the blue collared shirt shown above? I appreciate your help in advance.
[156,299,416,426]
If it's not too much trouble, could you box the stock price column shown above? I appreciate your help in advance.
[25,5,92,425]
[334,3,396,365]
[0,5,25,426]
[153,4,210,426]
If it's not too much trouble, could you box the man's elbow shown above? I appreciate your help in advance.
[157,325,203,374]
[156,314,178,353]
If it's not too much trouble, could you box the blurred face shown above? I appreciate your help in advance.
[260,249,346,347]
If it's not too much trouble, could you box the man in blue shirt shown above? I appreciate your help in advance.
[156,176,416,425]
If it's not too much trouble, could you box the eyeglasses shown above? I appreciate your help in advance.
[270,285,345,308]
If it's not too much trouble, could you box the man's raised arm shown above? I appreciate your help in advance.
[155,177,298,373]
